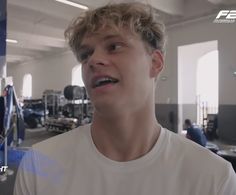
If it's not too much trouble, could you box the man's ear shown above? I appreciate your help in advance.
[150,50,164,78]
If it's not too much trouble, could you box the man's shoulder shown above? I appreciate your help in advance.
[163,128,230,170]
[162,129,236,194]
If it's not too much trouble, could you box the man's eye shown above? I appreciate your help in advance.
[78,51,91,62]
[78,49,93,62]
[108,43,122,51]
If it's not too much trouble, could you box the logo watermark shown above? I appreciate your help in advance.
[0,166,8,173]
[214,10,236,23]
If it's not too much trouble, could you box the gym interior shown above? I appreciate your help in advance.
[1,0,236,194]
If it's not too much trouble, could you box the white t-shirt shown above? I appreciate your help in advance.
[14,124,236,195]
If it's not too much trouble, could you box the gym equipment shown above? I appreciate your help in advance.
[45,117,79,132]
[44,85,93,132]
[43,90,66,117]
[63,103,81,118]
[64,85,85,100]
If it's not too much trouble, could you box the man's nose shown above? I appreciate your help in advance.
[87,48,109,69]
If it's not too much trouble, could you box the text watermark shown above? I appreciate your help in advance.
[214,10,236,23]
[0,166,8,173]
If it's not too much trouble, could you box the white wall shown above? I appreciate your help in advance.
[7,51,78,98]
[155,16,236,106]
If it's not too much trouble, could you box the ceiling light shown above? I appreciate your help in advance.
[233,71,236,76]
[55,0,88,10]
[6,39,18,44]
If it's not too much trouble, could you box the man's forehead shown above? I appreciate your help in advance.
[83,29,126,41]
[81,27,137,45]
[79,33,121,50]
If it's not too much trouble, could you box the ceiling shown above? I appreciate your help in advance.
[6,0,236,66]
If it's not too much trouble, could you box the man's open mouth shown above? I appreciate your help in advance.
[92,76,119,88]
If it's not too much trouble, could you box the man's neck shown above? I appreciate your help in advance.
[90,107,161,162]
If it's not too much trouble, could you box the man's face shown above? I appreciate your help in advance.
[77,27,163,114]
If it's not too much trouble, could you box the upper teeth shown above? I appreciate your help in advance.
[96,77,112,84]
[94,77,117,87]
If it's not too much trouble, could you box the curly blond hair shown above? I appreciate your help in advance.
[65,2,166,61]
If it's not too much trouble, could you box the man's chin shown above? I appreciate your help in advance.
[93,101,122,116]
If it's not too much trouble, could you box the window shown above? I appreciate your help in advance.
[22,74,32,98]
[72,65,84,86]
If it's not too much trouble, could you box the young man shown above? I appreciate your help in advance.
[14,2,236,195]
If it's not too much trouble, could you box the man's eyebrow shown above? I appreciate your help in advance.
[78,34,124,51]
[102,34,123,41]
[78,45,90,52]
